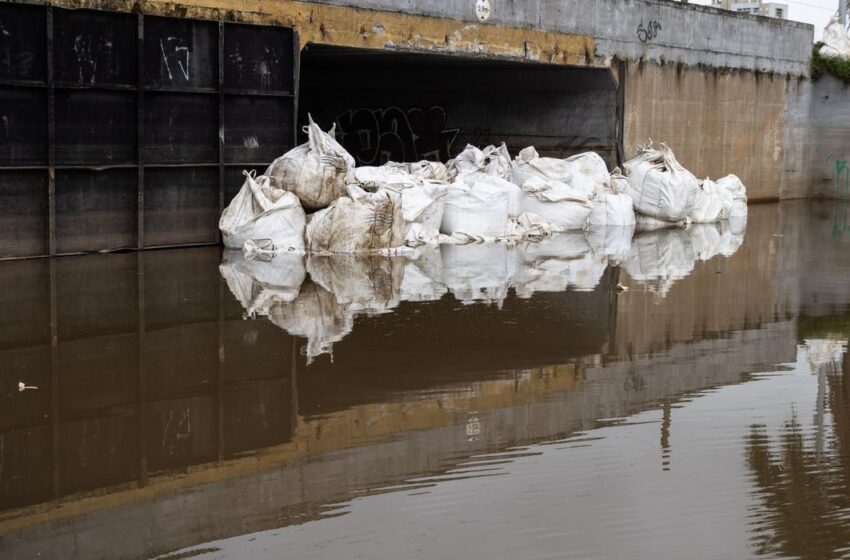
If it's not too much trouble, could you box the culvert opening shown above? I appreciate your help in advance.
[298,45,622,168]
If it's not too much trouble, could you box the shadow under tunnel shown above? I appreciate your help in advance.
[298,45,623,167]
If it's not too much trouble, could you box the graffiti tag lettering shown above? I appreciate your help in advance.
[334,106,459,165]
[637,20,662,44]
[159,36,191,82]
[827,155,850,237]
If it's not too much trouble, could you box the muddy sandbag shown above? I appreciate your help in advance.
[265,117,355,210]
[307,254,404,316]
[689,179,726,223]
[448,143,512,180]
[266,282,353,364]
[219,171,306,254]
[385,160,450,182]
[519,176,593,231]
[587,171,636,227]
[624,143,699,222]
[512,147,606,199]
[219,249,307,312]
[716,174,748,219]
[352,165,420,191]
[306,185,405,254]
[820,16,850,59]
[625,228,695,298]
[441,175,521,240]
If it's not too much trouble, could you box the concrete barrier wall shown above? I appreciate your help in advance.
[624,62,787,200]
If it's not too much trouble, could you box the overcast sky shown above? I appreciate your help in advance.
[691,0,838,40]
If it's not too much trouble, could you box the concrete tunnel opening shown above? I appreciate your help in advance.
[297,45,623,168]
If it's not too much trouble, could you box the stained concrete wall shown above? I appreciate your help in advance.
[298,0,812,74]
[624,62,787,200]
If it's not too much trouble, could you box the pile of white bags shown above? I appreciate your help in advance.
[441,174,521,240]
[447,143,512,180]
[587,171,636,227]
[306,185,405,254]
[623,143,699,223]
[690,174,749,224]
[820,16,850,59]
[518,176,593,231]
[511,147,606,200]
[265,116,355,210]
[219,171,306,254]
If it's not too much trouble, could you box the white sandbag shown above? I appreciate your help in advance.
[624,143,699,222]
[716,174,748,219]
[306,185,405,254]
[399,181,448,246]
[441,175,520,239]
[219,249,307,311]
[265,116,356,210]
[585,225,635,265]
[689,179,726,223]
[624,229,695,298]
[448,143,512,180]
[519,176,593,231]
[511,147,606,199]
[307,254,404,317]
[352,165,420,191]
[820,16,850,59]
[266,282,353,364]
[401,247,448,302]
[394,160,450,182]
[219,171,306,254]
[441,243,512,306]
[588,173,636,227]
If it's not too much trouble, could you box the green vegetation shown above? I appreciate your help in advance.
[812,43,850,84]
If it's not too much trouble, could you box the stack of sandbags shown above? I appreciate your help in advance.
[511,147,606,200]
[623,143,699,226]
[440,173,522,241]
[265,116,355,210]
[689,174,748,224]
[306,185,405,254]
[219,170,306,255]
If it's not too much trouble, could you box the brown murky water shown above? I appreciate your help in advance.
[2,201,850,560]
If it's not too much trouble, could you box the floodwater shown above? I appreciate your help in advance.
[2,200,850,560]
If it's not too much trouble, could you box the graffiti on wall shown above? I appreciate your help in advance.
[637,20,662,44]
[334,106,460,165]
[827,155,850,237]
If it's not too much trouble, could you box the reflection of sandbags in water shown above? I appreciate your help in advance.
[718,220,745,257]
[401,247,448,302]
[307,254,405,317]
[441,243,513,305]
[512,233,606,297]
[688,223,723,261]
[585,225,635,265]
[635,214,687,233]
[266,282,353,364]
[219,250,307,313]
[625,228,695,298]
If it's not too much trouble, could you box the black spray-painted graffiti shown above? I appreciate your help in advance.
[334,106,460,165]
[637,20,662,43]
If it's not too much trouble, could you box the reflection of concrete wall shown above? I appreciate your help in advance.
[624,63,786,200]
[616,204,788,356]
[0,319,797,560]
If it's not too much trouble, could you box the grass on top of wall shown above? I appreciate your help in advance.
[812,43,850,84]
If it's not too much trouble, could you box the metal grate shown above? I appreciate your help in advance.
[0,4,298,258]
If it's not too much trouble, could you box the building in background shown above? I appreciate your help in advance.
[710,0,788,19]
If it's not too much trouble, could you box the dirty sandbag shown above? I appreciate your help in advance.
[512,147,606,199]
[587,171,636,227]
[624,229,695,299]
[219,249,307,313]
[352,165,421,191]
[401,246,448,302]
[306,185,405,254]
[386,160,450,182]
[820,15,850,59]
[265,116,356,210]
[398,181,449,246]
[447,143,512,180]
[440,175,521,239]
[688,223,723,261]
[689,179,726,223]
[307,254,404,316]
[715,174,748,219]
[519,176,593,231]
[441,242,513,306]
[585,224,635,265]
[624,143,699,222]
[266,282,353,364]
[219,171,306,254]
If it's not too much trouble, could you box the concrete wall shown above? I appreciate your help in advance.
[297,0,812,74]
[624,62,787,200]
